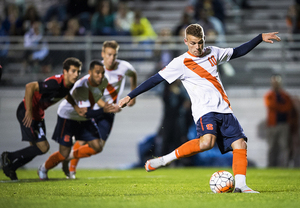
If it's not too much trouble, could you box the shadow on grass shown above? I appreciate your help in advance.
[0,178,68,183]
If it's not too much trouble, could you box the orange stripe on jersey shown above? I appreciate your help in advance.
[184,58,231,108]
[106,83,118,103]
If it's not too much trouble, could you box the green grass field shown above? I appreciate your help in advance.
[0,167,299,208]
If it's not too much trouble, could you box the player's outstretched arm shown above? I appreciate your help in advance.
[262,32,281,44]
[119,96,131,108]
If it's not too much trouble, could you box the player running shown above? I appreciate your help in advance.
[62,40,137,179]
[0,57,83,180]
[37,60,117,179]
[119,24,281,193]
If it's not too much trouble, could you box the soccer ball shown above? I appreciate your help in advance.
[209,170,235,193]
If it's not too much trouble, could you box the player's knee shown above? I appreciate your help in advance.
[200,135,215,151]
[38,142,50,154]
[93,145,103,153]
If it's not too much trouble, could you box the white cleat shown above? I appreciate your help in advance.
[233,185,259,193]
[68,171,76,179]
[37,165,48,180]
[145,157,165,172]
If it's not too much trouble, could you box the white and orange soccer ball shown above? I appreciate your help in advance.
[209,170,235,193]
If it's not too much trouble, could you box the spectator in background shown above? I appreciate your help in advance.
[195,5,226,44]
[114,1,134,36]
[130,10,157,47]
[62,18,85,65]
[22,20,51,74]
[22,5,41,34]
[173,12,192,36]
[45,19,66,69]
[65,0,95,30]
[43,1,68,25]
[264,75,294,167]
[91,0,116,36]
[1,3,23,36]
[193,0,226,26]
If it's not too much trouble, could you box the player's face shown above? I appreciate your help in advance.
[184,35,205,57]
[89,64,105,86]
[64,65,81,86]
[102,47,117,69]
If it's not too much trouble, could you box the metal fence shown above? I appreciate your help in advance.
[1,34,300,87]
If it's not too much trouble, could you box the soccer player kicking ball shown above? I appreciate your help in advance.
[119,24,281,193]
[38,60,116,180]
[0,58,83,180]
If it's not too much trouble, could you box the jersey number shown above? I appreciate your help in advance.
[208,55,217,67]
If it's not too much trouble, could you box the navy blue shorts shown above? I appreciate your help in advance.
[95,113,115,141]
[17,102,47,143]
[196,112,247,154]
[52,116,101,147]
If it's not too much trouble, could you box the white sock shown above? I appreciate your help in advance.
[66,150,74,160]
[235,174,246,188]
[162,151,177,165]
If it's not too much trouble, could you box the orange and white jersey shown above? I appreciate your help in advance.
[158,46,234,123]
[57,74,108,121]
[96,59,136,108]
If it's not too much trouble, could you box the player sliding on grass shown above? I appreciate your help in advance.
[119,24,281,193]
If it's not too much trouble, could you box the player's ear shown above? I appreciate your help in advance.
[184,38,188,45]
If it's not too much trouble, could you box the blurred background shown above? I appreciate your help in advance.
[0,0,300,170]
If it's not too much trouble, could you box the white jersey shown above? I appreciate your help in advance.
[158,46,234,123]
[57,74,108,121]
[95,59,135,109]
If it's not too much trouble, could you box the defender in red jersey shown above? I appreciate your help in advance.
[0,57,83,180]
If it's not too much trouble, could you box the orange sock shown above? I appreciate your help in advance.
[175,139,201,159]
[232,149,248,176]
[45,151,66,170]
[69,141,82,172]
[73,144,97,159]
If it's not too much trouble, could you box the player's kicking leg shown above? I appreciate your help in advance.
[145,138,201,172]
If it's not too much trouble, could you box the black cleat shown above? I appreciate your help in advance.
[3,165,18,180]
[62,160,70,178]
[1,152,11,168]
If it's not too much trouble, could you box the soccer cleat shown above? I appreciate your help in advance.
[2,165,18,180]
[0,151,11,168]
[37,165,48,180]
[62,160,70,178]
[68,171,76,179]
[233,185,259,193]
[145,157,165,172]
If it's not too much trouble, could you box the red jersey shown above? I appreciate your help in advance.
[23,74,73,120]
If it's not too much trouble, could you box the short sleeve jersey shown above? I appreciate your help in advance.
[101,59,136,106]
[23,74,73,121]
[158,46,234,123]
[57,74,108,121]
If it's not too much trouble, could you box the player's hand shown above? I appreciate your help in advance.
[74,105,87,117]
[110,104,122,113]
[127,98,136,107]
[22,110,33,128]
[103,103,117,113]
[118,96,131,108]
[262,32,281,43]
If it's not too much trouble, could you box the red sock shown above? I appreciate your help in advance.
[69,141,82,172]
[73,144,97,159]
[175,139,201,159]
[232,149,248,176]
[45,151,65,170]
